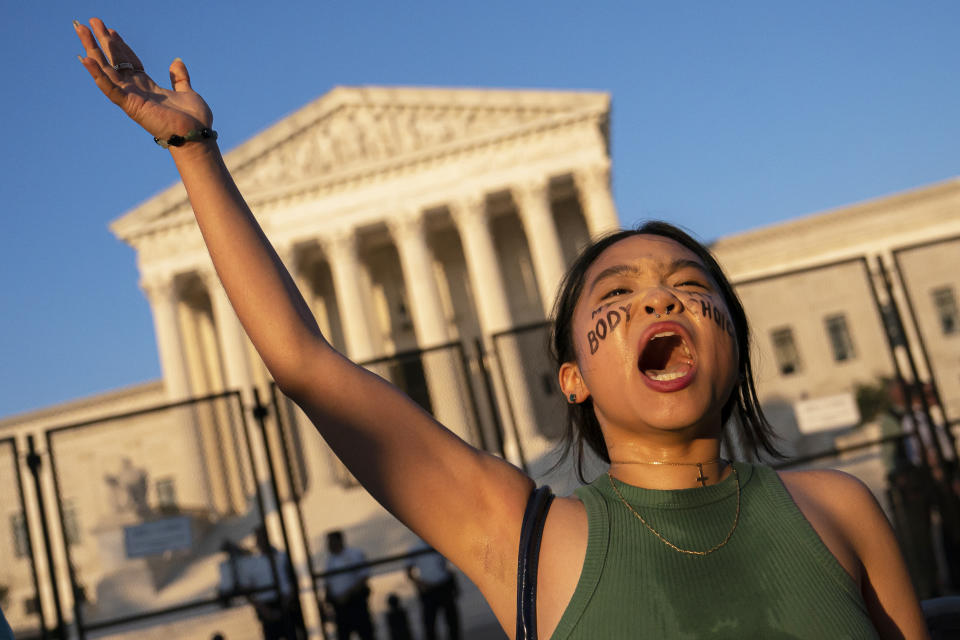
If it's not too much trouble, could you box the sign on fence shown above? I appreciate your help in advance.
[794,393,861,434]
[124,516,192,558]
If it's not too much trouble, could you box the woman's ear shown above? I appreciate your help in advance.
[559,361,590,403]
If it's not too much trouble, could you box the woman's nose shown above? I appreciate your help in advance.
[641,288,683,318]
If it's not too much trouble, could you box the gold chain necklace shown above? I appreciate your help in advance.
[611,457,723,487]
[607,465,740,556]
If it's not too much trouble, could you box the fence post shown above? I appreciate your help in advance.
[875,256,951,465]
[268,386,331,640]
[252,388,310,639]
[472,338,507,460]
[25,435,66,640]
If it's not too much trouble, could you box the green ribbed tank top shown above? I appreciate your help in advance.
[552,463,878,639]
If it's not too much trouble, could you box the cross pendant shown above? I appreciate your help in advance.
[696,463,707,487]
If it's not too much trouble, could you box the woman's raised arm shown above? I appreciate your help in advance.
[74,18,534,620]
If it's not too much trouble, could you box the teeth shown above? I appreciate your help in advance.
[653,331,677,338]
[648,371,687,381]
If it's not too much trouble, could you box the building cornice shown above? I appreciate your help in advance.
[0,380,165,431]
[712,177,960,278]
[713,177,960,251]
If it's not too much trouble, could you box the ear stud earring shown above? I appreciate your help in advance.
[568,393,577,403]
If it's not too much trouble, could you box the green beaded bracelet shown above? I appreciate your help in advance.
[153,128,218,149]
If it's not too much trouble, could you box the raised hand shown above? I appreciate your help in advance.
[74,18,213,145]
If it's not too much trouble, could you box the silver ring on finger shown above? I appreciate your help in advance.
[113,62,135,72]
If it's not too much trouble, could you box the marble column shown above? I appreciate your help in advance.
[141,274,215,510]
[388,210,473,441]
[450,195,543,465]
[387,211,450,348]
[201,269,253,513]
[513,178,567,314]
[449,196,512,334]
[574,163,620,237]
[202,269,255,395]
[320,228,378,362]
[141,275,191,400]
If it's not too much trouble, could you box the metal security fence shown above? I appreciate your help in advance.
[490,321,566,465]
[42,391,295,640]
[1,437,47,639]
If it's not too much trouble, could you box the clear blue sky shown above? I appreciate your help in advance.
[2,1,958,418]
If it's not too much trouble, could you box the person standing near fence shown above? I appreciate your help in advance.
[218,528,301,640]
[406,540,461,640]
[324,531,375,640]
[74,19,928,638]
[384,593,414,640]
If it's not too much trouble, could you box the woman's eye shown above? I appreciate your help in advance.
[675,280,706,289]
[602,287,630,299]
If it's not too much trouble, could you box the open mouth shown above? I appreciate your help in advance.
[638,332,695,382]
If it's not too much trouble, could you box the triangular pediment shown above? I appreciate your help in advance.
[112,86,609,238]
[230,86,608,193]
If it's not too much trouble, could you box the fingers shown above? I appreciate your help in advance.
[73,19,111,71]
[78,18,145,81]
[169,58,193,93]
[77,55,128,108]
[87,18,116,65]
[107,28,145,71]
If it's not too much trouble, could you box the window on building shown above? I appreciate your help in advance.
[10,512,28,558]
[62,499,81,546]
[932,287,959,335]
[771,327,802,375]
[825,314,856,362]
[156,478,178,512]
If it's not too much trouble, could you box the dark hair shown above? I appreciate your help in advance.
[550,221,781,480]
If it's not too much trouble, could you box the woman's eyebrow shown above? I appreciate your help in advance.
[587,264,643,294]
[667,258,710,277]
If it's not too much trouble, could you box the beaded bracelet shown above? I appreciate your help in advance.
[153,128,218,149]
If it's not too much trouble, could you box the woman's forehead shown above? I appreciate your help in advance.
[585,234,705,276]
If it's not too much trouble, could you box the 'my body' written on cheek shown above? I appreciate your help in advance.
[587,303,631,355]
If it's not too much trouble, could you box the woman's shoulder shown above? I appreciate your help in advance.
[775,467,884,536]
[774,468,889,584]
[776,469,929,636]
[776,467,877,509]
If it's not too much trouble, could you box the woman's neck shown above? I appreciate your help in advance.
[606,439,728,489]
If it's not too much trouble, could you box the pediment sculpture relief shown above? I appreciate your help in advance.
[234,103,553,190]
